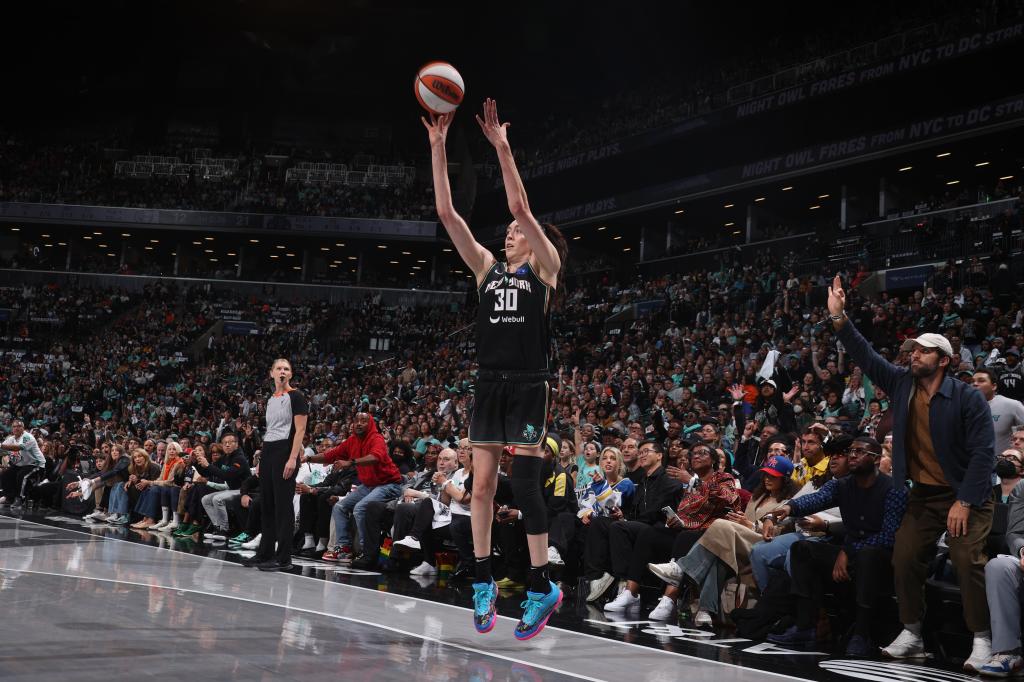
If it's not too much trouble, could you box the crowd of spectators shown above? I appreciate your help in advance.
[3,227,1024,667]
[512,0,1022,169]
[0,134,434,221]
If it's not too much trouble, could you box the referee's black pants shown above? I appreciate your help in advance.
[257,440,297,564]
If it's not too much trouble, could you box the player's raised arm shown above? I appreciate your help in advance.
[476,98,560,286]
[422,112,494,286]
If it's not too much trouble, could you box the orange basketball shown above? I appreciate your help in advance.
[414,62,465,115]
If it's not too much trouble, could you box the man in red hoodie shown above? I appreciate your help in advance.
[304,412,403,566]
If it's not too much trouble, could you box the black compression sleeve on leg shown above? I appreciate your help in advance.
[510,455,547,535]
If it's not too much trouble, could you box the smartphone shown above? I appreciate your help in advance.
[662,505,681,524]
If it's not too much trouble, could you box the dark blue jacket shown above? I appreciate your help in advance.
[837,320,994,506]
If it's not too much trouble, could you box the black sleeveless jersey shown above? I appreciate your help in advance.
[476,260,551,371]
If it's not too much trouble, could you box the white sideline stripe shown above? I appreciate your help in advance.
[3,515,817,682]
[2,567,604,682]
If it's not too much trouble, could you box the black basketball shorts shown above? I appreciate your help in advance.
[469,371,550,447]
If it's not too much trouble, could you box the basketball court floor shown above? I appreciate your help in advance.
[0,512,974,682]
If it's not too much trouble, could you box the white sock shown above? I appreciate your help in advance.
[172,512,181,524]
[161,508,171,524]
[303,533,315,549]
[316,539,327,551]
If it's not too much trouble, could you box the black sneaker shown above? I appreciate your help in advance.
[351,554,377,570]
[257,560,294,572]
[241,556,275,568]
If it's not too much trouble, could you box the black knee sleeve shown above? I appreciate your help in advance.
[510,455,547,535]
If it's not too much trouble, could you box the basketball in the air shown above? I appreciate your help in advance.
[414,62,465,115]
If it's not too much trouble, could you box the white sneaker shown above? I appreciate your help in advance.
[648,595,675,621]
[107,514,129,526]
[694,609,713,628]
[586,572,616,603]
[392,536,421,551]
[409,560,437,576]
[241,533,262,550]
[150,520,169,531]
[161,521,178,533]
[964,632,993,673]
[881,628,927,659]
[84,510,105,522]
[603,587,640,612]
[978,652,1024,677]
[547,546,564,565]
[648,560,683,587]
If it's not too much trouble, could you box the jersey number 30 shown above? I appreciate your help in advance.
[494,288,518,312]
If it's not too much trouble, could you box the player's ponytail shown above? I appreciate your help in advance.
[542,222,568,309]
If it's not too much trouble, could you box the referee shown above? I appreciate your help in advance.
[243,358,307,572]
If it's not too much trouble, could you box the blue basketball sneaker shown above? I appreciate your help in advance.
[472,580,498,633]
[513,581,562,640]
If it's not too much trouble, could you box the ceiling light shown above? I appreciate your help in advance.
[572,236,581,240]
[249,239,259,243]
[209,258,218,262]
[83,236,92,240]
[623,247,632,252]
[93,232,102,235]
[377,245,387,249]
[733,231,742,235]
[597,226,607,231]
[443,248,452,252]
[417,259,426,263]
[936,152,951,158]
[1000,175,1014,180]
[286,253,296,257]
[276,245,286,249]
[270,254,279,258]
[401,251,411,255]
[899,166,913,172]
[335,242,345,247]
[347,256,357,260]
[121,233,131,237]
[98,244,108,248]
[329,264,338,269]
[41,234,50,238]
[58,242,66,246]
[144,246,153,251]
[390,260,399,264]
[44,243,53,247]
[946,180,960,185]
[227,252,236,256]
[193,241,202,245]
[204,249,213,253]
[204,237,214,241]
[809,205,821,210]
[333,260,341,264]
[781,186,793,191]
[754,197,766,202]
[723,203,734,208]
[673,209,685,214]
[612,236,622,240]
[724,222,734,227]
[10,227,19,232]
[292,266,301,270]
[106,253,115,257]
[412,266,422,270]
[818,194,830,199]
[320,247,329,251]
[975,161,990,167]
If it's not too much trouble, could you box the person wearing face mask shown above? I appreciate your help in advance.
[995,449,1024,503]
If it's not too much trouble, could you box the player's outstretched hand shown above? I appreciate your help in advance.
[475,98,509,148]
[421,111,453,146]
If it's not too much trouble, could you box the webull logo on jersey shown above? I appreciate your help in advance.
[489,315,526,324]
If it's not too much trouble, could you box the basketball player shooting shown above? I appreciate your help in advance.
[422,98,568,640]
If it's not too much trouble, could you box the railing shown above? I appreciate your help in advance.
[825,198,1022,270]
[0,269,465,308]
